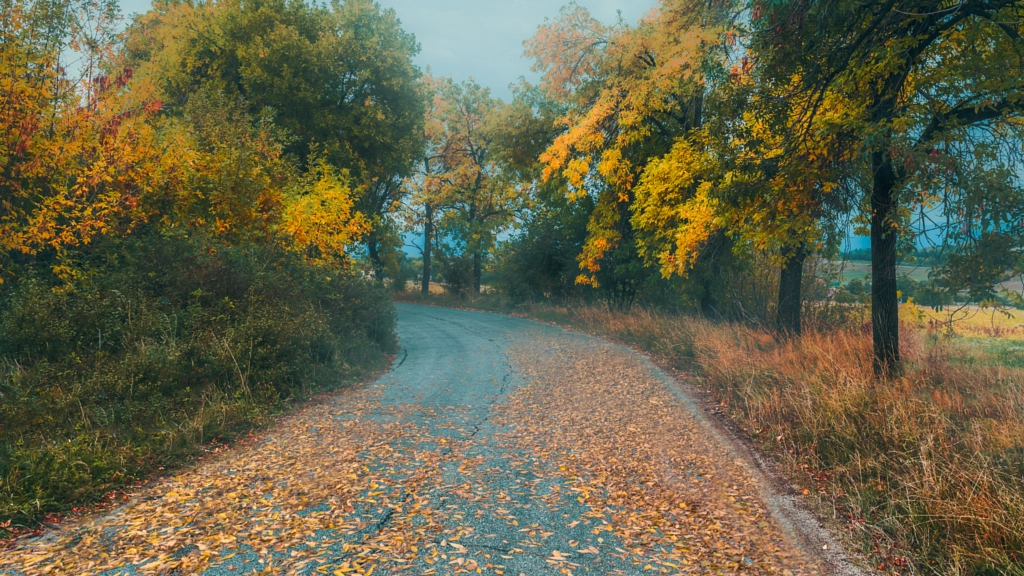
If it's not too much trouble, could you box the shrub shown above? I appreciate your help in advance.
[0,234,395,527]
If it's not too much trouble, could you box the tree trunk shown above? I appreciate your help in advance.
[871,149,902,377]
[777,243,808,336]
[473,250,482,295]
[421,203,433,296]
[367,235,385,282]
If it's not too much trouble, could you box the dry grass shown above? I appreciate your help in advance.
[397,292,1024,575]
[557,307,1024,575]
[909,304,1024,340]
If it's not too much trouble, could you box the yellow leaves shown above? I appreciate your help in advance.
[564,156,592,190]
[282,160,368,267]
[631,136,725,278]
[597,148,632,190]
[663,182,721,277]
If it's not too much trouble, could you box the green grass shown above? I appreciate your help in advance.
[940,337,1024,368]
[0,236,397,532]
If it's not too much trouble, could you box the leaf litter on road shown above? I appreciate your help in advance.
[0,312,822,575]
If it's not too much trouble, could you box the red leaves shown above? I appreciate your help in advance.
[115,66,133,88]
[13,116,37,156]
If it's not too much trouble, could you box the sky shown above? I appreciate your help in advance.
[117,0,658,102]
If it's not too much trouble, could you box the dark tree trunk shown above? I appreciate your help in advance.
[871,149,902,376]
[367,235,385,282]
[698,232,725,318]
[777,243,808,336]
[421,203,433,296]
[473,250,482,295]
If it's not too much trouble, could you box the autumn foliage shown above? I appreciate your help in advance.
[1,0,418,529]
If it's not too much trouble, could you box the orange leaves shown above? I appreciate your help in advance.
[524,4,611,99]
[0,2,167,274]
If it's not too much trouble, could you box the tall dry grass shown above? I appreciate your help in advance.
[398,291,1024,576]
[551,306,1024,575]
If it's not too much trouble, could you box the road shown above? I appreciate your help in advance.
[0,304,850,575]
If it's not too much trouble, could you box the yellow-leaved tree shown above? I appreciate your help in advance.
[525,2,723,309]
[282,158,370,267]
[0,0,165,282]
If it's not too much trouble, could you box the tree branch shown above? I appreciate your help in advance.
[917,97,1024,146]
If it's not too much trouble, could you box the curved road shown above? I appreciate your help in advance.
[1,304,854,575]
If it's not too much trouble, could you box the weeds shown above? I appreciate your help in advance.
[0,236,396,530]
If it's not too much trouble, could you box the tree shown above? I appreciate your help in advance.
[124,0,425,273]
[750,0,1024,374]
[406,77,518,295]
[126,0,423,177]
[633,72,860,334]
[0,0,166,281]
[525,3,716,309]
[405,76,451,295]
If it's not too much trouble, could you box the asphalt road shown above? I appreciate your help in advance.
[0,304,851,575]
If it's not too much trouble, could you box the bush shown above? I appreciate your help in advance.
[0,234,395,528]
[436,250,475,297]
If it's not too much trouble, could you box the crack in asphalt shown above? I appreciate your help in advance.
[403,309,515,440]
[394,348,409,369]
[316,491,411,569]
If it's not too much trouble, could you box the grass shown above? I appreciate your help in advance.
[0,238,397,533]
[397,290,1024,576]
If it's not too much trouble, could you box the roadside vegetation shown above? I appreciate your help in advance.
[0,238,395,529]
[1,0,417,531]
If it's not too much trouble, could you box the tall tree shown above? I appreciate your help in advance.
[526,4,715,309]
[124,0,425,272]
[406,77,518,295]
[750,0,1024,374]
[405,76,451,295]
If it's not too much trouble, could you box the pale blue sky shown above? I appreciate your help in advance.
[117,0,658,101]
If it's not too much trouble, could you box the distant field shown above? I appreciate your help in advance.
[835,260,1024,300]
[832,259,932,283]
[908,303,1024,340]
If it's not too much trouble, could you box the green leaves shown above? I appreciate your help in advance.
[126,0,425,184]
